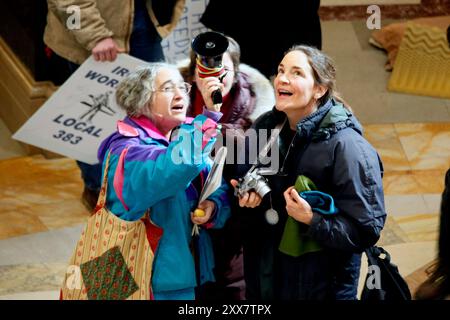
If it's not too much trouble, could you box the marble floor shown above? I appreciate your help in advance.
[0,17,449,300]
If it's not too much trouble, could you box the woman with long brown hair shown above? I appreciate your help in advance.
[232,45,387,300]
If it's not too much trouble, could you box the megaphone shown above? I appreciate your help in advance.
[191,31,229,110]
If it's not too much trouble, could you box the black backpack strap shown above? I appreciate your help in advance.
[367,246,391,263]
[363,246,412,300]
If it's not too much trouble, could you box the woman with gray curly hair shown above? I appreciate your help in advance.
[96,62,231,300]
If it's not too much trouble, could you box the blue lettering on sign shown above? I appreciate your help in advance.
[53,114,103,137]
[174,27,189,38]
[162,0,209,63]
[111,66,130,77]
[84,70,120,88]
[191,26,208,37]
[191,12,203,25]
[52,129,83,145]
[174,38,190,48]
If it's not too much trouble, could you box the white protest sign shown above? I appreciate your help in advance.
[162,0,209,63]
[13,54,147,164]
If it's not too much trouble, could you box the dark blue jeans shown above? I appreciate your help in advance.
[129,26,164,63]
[131,0,165,63]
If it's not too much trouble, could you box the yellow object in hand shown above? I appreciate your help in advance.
[194,209,205,217]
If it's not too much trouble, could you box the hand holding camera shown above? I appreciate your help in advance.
[230,179,263,208]
[231,166,282,225]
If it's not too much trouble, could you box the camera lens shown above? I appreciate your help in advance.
[255,181,271,198]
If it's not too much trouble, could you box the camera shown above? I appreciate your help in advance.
[234,167,275,198]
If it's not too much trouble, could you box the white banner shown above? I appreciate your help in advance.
[162,0,209,63]
[13,54,147,164]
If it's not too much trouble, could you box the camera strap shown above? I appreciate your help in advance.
[248,118,287,172]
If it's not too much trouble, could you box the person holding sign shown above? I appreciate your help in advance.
[97,63,230,300]
[43,0,185,211]
[231,45,387,300]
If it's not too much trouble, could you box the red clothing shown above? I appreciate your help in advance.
[188,72,256,130]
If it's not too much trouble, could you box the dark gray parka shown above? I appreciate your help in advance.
[236,99,387,300]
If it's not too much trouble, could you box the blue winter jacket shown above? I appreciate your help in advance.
[97,112,230,295]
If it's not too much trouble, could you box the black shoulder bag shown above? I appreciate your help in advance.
[361,246,412,300]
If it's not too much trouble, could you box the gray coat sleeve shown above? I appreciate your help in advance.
[306,135,387,252]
